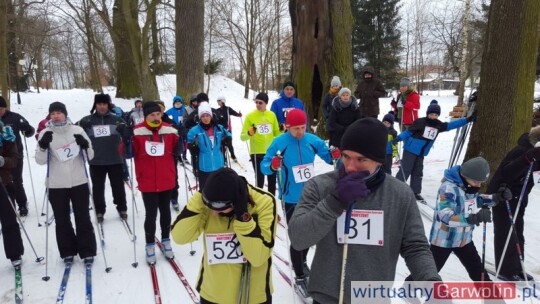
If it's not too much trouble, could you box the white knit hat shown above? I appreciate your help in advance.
[331,76,342,87]
[198,102,213,118]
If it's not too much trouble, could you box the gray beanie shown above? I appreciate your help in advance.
[400,77,411,87]
[338,88,351,97]
[460,157,490,182]
[330,76,342,87]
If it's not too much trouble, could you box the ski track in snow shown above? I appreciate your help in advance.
[1,75,539,303]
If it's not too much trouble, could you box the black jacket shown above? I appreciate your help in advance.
[328,96,361,148]
[487,133,540,202]
[215,106,240,130]
[0,111,35,157]
[78,112,125,166]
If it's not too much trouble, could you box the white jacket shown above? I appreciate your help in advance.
[35,120,94,189]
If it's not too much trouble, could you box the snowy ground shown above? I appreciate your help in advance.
[1,75,539,303]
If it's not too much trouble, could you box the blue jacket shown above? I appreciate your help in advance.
[165,106,186,126]
[429,165,494,248]
[397,117,469,156]
[261,132,332,204]
[270,91,305,125]
[187,123,231,173]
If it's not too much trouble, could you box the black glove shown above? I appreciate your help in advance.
[492,185,512,204]
[38,131,53,150]
[467,207,491,226]
[19,120,35,137]
[188,142,199,155]
[467,109,477,123]
[233,183,250,221]
[279,123,285,132]
[73,134,89,149]
[525,146,540,162]
[116,123,133,138]
[78,119,91,130]
[222,136,232,146]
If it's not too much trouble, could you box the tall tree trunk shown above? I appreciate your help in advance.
[456,0,471,106]
[464,0,540,177]
[0,1,8,101]
[291,0,353,135]
[176,0,204,97]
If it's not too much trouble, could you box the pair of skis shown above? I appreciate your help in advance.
[148,238,200,304]
[55,259,93,304]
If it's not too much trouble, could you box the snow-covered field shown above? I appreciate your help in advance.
[1,75,539,303]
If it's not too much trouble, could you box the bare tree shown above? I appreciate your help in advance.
[0,1,8,101]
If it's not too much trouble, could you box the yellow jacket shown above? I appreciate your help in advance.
[171,184,277,304]
[240,109,280,155]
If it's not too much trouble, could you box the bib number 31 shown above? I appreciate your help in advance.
[336,209,384,246]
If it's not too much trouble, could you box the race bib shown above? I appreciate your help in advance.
[145,141,165,156]
[533,171,540,185]
[464,198,478,217]
[55,142,80,162]
[205,233,246,265]
[336,209,384,246]
[422,126,438,140]
[292,163,314,183]
[134,117,144,124]
[256,123,271,135]
[93,125,111,138]
[282,108,294,118]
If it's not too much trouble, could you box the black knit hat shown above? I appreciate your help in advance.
[197,93,209,103]
[143,101,162,117]
[283,81,296,90]
[426,100,441,116]
[49,101,68,117]
[341,118,388,164]
[202,168,248,211]
[0,96,7,108]
[255,92,269,104]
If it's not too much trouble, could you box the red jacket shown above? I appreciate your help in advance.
[132,121,179,192]
[402,91,420,125]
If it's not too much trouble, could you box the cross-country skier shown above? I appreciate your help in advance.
[270,81,305,132]
[35,102,96,263]
[171,168,277,304]
[215,96,242,161]
[390,77,420,131]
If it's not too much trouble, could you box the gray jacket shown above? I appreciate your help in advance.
[289,170,440,304]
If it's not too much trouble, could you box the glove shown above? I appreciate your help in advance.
[492,185,512,204]
[391,137,399,145]
[279,124,286,132]
[238,112,243,117]
[466,109,477,123]
[330,147,341,160]
[334,166,371,209]
[19,120,34,137]
[233,185,250,222]
[38,131,53,150]
[271,155,283,171]
[74,134,89,149]
[221,136,232,146]
[0,156,4,167]
[525,146,540,162]
[116,123,133,138]
[247,125,256,136]
[467,207,492,226]
[188,142,199,155]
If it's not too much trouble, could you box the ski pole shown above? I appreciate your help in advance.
[23,136,42,226]
[81,150,112,273]
[395,150,408,182]
[245,263,251,304]
[481,220,487,282]
[495,162,533,279]
[276,161,298,304]
[2,182,45,263]
[239,116,251,155]
[237,263,247,304]
[40,188,48,216]
[181,157,196,256]
[42,150,51,281]
[338,203,354,304]
[128,142,138,268]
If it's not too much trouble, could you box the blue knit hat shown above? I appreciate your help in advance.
[383,111,395,124]
[426,100,441,116]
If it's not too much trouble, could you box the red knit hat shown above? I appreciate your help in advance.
[286,109,307,128]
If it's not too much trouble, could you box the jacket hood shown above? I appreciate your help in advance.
[331,95,359,111]
[517,133,533,149]
[362,66,375,76]
[442,165,464,187]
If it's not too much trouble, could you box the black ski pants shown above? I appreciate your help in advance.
[0,182,24,260]
[396,150,424,194]
[142,190,172,244]
[430,243,491,281]
[12,156,28,208]
[250,154,276,196]
[285,203,309,278]
[49,183,97,259]
[90,164,127,215]
[493,196,527,277]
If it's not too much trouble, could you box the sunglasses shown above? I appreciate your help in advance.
[202,194,233,211]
